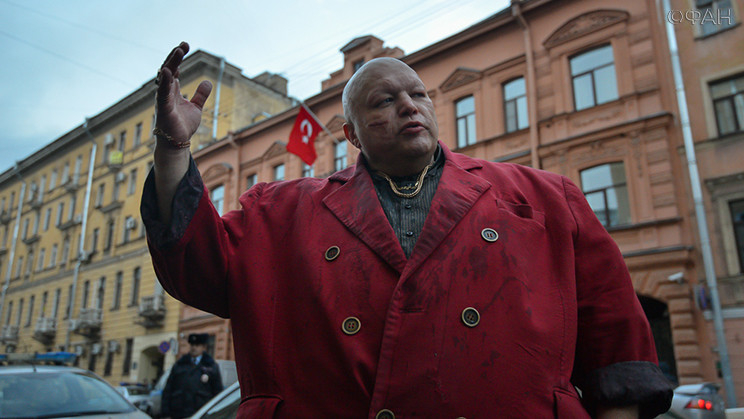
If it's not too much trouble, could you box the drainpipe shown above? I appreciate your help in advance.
[512,1,540,169]
[0,166,25,334]
[64,120,98,351]
[660,0,736,407]
[212,57,226,140]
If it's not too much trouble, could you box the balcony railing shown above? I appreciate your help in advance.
[1,325,19,344]
[33,317,56,344]
[138,294,166,328]
[71,308,102,338]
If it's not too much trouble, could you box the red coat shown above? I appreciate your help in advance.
[146,143,662,418]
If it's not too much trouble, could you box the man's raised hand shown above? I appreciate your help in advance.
[155,42,213,145]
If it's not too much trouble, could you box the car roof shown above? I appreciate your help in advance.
[0,364,91,375]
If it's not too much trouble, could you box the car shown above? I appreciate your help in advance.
[657,383,726,419]
[190,381,241,419]
[115,383,152,415]
[144,359,237,418]
[0,352,150,419]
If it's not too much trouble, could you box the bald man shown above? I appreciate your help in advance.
[142,42,672,419]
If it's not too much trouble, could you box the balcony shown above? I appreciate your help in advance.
[0,211,12,224]
[71,308,102,338]
[64,176,81,193]
[33,317,56,344]
[21,234,40,245]
[97,200,123,214]
[137,294,166,328]
[1,325,19,345]
[57,214,83,231]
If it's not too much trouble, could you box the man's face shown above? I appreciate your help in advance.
[189,343,206,358]
[343,58,439,175]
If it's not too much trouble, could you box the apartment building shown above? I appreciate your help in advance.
[0,49,294,386]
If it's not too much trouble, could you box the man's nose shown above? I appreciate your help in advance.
[398,93,418,116]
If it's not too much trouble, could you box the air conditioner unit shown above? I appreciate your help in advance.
[125,218,137,230]
[115,172,127,183]
[104,133,114,146]
[74,344,85,356]
[108,340,120,353]
[79,250,92,263]
[91,343,102,355]
[73,214,83,224]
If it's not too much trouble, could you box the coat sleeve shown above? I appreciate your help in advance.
[562,177,673,418]
[161,366,177,417]
[140,157,262,317]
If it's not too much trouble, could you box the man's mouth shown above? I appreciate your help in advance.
[399,121,425,134]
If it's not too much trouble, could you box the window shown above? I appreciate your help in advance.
[16,298,23,327]
[113,178,121,202]
[211,185,225,216]
[96,277,105,310]
[15,256,23,278]
[91,228,99,253]
[123,338,133,375]
[5,301,11,325]
[40,291,48,318]
[128,169,137,195]
[731,199,744,273]
[49,169,57,190]
[22,218,29,240]
[504,78,529,133]
[25,250,33,277]
[0,197,5,216]
[119,130,126,152]
[28,181,37,203]
[303,163,314,178]
[123,216,135,243]
[580,162,631,227]
[82,280,90,309]
[25,295,34,327]
[104,220,115,252]
[104,349,114,377]
[710,74,744,136]
[43,208,51,231]
[36,248,45,272]
[246,174,257,190]
[65,284,73,319]
[9,192,14,211]
[56,202,64,226]
[335,141,347,172]
[130,267,141,307]
[68,196,76,221]
[73,155,82,184]
[570,44,618,111]
[96,183,105,207]
[52,288,60,319]
[49,244,58,268]
[38,175,45,203]
[456,96,477,148]
[353,59,365,73]
[134,122,143,147]
[696,0,735,36]
[62,237,70,265]
[112,271,123,310]
[32,212,40,236]
[274,164,285,181]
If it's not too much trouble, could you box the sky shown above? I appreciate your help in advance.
[0,0,509,174]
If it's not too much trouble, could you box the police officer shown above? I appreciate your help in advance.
[161,333,223,418]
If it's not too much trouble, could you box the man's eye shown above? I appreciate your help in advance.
[377,98,393,106]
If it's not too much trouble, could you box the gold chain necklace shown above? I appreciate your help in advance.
[376,163,433,199]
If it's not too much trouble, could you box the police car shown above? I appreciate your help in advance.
[0,352,149,418]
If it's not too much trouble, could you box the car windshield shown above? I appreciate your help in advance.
[124,386,149,396]
[0,370,134,418]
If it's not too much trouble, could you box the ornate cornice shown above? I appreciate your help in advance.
[543,10,630,49]
[439,68,482,93]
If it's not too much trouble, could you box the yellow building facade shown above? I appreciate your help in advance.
[0,50,294,386]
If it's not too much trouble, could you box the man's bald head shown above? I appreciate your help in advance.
[342,57,417,127]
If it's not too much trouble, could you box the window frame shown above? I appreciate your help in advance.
[710,73,744,136]
[455,95,477,148]
[569,44,619,111]
[579,161,632,228]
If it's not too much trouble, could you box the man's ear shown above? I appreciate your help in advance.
[343,123,361,149]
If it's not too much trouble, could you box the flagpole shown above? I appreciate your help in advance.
[300,102,338,142]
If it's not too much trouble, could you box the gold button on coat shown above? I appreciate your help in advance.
[461,307,480,327]
[325,246,340,261]
[376,409,395,419]
[481,228,499,242]
[342,317,361,335]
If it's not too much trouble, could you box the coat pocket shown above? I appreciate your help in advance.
[553,387,591,419]
[238,394,284,418]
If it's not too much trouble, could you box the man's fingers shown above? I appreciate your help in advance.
[190,81,213,110]
[156,67,174,106]
[161,42,189,76]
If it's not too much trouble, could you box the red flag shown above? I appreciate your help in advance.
[287,104,322,165]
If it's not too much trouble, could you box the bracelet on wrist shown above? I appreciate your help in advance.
[153,127,191,149]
